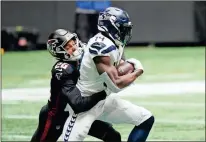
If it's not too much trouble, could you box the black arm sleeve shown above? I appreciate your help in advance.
[62,87,106,114]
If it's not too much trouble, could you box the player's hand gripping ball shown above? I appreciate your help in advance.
[116,61,135,76]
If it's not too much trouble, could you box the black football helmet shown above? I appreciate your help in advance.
[47,29,84,61]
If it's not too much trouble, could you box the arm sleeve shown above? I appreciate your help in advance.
[61,87,106,113]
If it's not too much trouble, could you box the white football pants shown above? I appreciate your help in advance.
[63,95,152,141]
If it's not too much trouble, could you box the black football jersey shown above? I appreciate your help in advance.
[48,60,106,114]
[49,61,79,112]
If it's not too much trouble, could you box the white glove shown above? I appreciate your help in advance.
[126,58,144,71]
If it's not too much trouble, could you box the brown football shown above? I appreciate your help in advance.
[116,61,135,76]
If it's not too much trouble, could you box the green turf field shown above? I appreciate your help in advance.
[2,47,205,141]
[2,47,205,88]
[2,93,205,141]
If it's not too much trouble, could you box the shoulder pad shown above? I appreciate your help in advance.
[89,42,116,55]
[52,62,75,80]
[89,42,106,54]
[91,42,106,50]
[88,33,117,58]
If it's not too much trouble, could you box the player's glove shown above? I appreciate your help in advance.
[126,58,144,71]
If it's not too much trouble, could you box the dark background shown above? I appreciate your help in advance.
[1,1,205,45]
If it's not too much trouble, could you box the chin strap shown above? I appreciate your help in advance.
[117,44,125,65]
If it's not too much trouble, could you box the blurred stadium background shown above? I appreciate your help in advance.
[1,1,205,141]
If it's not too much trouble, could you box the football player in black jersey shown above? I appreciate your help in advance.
[30,29,121,142]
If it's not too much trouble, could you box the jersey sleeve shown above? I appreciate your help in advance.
[51,62,75,80]
[88,41,117,59]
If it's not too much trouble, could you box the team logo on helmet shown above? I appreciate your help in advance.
[47,39,59,56]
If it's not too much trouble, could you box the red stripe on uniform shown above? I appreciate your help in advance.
[40,94,60,142]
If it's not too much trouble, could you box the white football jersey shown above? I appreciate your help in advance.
[76,33,121,96]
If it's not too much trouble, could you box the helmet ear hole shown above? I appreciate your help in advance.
[64,53,70,59]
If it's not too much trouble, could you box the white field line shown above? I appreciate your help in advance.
[2,134,189,141]
[2,135,32,139]
[2,101,20,104]
[3,115,205,125]
[2,101,205,107]
[134,102,205,107]
[117,81,205,97]
[143,73,197,80]
[26,73,198,85]
[3,115,38,119]
[2,81,205,101]
[27,79,50,85]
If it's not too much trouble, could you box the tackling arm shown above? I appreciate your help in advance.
[62,87,106,113]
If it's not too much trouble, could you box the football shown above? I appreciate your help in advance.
[116,61,135,76]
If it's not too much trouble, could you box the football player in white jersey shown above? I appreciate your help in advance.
[63,7,154,142]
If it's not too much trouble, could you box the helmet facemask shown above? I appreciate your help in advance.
[119,22,133,47]
[62,34,84,61]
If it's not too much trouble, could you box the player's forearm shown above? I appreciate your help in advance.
[74,91,106,113]
[115,69,143,88]
[62,87,106,113]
